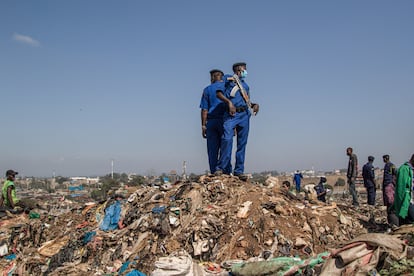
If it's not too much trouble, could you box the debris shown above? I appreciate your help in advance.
[29,211,40,219]
[37,236,70,257]
[320,233,407,275]
[230,252,329,276]
[0,174,407,274]
[237,201,253,218]
[0,241,8,257]
[295,237,308,248]
[151,250,193,276]
[100,199,123,231]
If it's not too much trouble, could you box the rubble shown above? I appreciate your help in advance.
[0,175,412,275]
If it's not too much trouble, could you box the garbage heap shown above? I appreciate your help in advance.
[0,175,412,275]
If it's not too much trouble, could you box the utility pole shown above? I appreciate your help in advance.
[111,159,114,179]
[182,161,187,180]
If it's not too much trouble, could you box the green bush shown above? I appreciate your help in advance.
[335,177,345,186]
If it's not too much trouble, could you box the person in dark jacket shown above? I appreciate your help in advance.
[382,154,396,206]
[314,177,327,203]
[382,154,398,227]
[362,156,376,205]
[346,147,359,206]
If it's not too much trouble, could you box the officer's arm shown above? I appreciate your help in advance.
[355,157,358,176]
[371,167,375,178]
[216,90,235,116]
[391,165,397,176]
[201,109,208,138]
[0,194,4,207]
[7,186,14,209]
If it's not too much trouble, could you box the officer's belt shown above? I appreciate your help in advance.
[235,106,247,113]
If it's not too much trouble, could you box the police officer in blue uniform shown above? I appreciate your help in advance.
[362,156,376,205]
[215,62,259,180]
[199,69,226,174]
[293,170,303,192]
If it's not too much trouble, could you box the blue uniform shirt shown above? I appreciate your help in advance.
[383,162,396,185]
[200,81,226,119]
[223,74,250,109]
[362,162,375,187]
[294,173,303,184]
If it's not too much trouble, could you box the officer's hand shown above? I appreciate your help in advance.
[252,103,259,115]
[228,102,236,116]
[202,126,207,139]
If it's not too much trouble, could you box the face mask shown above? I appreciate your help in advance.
[241,70,248,78]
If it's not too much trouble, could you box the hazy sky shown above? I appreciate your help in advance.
[1,1,413,177]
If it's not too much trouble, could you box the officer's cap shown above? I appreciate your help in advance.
[382,154,389,160]
[209,69,223,75]
[368,156,375,162]
[232,62,247,70]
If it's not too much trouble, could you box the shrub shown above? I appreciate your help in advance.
[335,177,345,186]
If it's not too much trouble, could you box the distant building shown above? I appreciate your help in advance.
[70,177,99,185]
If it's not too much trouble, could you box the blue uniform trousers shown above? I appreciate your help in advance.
[294,175,302,192]
[206,118,223,174]
[365,181,376,205]
[294,181,301,192]
[217,111,250,175]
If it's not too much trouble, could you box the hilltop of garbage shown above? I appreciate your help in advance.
[1,175,413,275]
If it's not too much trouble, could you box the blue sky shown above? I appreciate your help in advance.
[1,1,413,177]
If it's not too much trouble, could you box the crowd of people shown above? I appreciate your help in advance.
[345,148,414,228]
[279,149,413,230]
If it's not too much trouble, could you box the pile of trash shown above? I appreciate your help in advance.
[0,175,412,275]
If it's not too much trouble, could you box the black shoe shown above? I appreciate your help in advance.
[214,170,223,176]
[235,173,248,181]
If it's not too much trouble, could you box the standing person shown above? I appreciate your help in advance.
[293,170,303,192]
[215,62,259,180]
[199,69,226,174]
[393,154,414,225]
[362,156,376,205]
[382,154,398,226]
[346,147,359,206]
